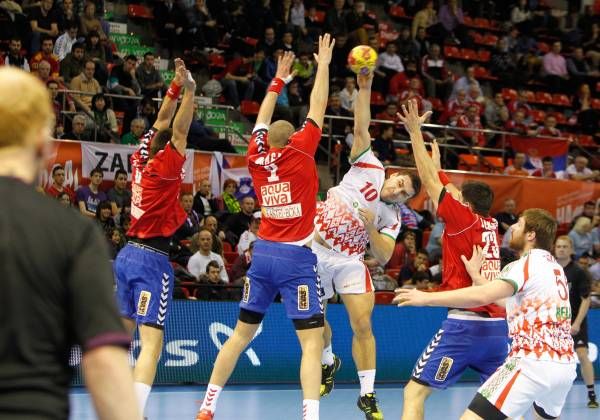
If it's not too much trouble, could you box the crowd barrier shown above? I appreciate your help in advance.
[70,301,600,385]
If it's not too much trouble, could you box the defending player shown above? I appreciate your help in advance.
[395,100,508,420]
[196,35,335,420]
[314,72,420,419]
[114,59,196,416]
[396,209,577,420]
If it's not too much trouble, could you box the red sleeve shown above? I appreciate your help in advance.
[288,118,321,156]
[436,189,477,234]
[153,142,185,178]
[247,126,269,157]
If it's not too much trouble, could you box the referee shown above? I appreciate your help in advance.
[0,67,141,419]
[555,235,598,409]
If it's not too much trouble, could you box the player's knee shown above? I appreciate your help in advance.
[404,380,430,402]
[350,313,373,338]
[576,347,590,362]
[293,314,324,331]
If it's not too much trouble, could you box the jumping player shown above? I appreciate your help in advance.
[396,100,507,419]
[396,209,577,420]
[113,59,196,416]
[314,72,420,419]
[196,35,335,420]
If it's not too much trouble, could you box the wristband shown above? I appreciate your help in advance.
[438,171,450,186]
[267,77,285,95]
[166,81,182,100]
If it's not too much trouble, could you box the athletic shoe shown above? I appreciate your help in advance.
[357,392,383,420]
[588,398,599,408]
[196,409,214,420]
[320,355,341,397]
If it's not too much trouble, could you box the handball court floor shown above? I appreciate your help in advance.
[70,382,599,419]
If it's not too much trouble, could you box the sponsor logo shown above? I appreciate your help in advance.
[242,277,251,303]
[263,203,302,219]
[137,291,151,316]
[298,285,309,311]
[434,356,454,382]
[261,182,292,206]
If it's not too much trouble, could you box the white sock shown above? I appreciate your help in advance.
[200,384,223,413]
[134,382,151,415]
[321,344,334,366]
[303,399,319,420]
[358,369,376,396]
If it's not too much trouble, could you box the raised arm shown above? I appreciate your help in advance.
[306,33,335,129]
[255,51,296,127]
[397,99,444,208]
[350,72,373,161]
[153,58,186,131]
[171,68,196,155]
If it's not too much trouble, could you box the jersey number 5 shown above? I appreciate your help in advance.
[360,181,378,202]
[553,269,569,301]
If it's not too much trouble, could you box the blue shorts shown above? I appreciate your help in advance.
[411,316,509,389]
[114,243,174,328]
[240,239,323,320]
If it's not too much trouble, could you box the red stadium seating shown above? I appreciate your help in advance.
[313,10,325,24]
[371,91,386,106]
[444,45,460,59]
[501,88,517,101]
[552,94,571,107]
[389,5,406,18]
[534,91,553,104]
[482,156,504,173]
[128,4,153,19]
[477,49,491,62]
[461,48,478,61]
[578,135,596,147]
[241,100,260,116]
[374,291,396,305]
[530,109,546,123]
[458,154,479,171]
[474,18,490,29]
[537,42,550,53]
[482,34,498,47]
[592,98,600,110]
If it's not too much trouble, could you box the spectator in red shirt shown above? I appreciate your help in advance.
[532,156,558,178]
[45,164,76,202]
[504,108,530,136]
[467,83,485,114]
[30,35,60,79]
[399,78,430,113]
[507,89,532,121]
[420,43,452,100]
[456,104,485,146]
[534,114,562,137]
[504,152,530,176]
[375,102,400,123]
[442,88,468,124]
[219,54,256,108]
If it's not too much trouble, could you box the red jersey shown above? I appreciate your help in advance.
[45,184,75,203]
[248,118,321,244]
[436,189,505,318]
[128,128,187,238]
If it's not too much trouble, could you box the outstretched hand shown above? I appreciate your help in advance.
[431,139,442,171]
[275,51,297,81]
[460,245,486,279]
[313,33,336,65]
[356,72,374,90]
[392,287,429,307]
[183,69,196,91]
[396,99,432,135]
[173,58,186,86]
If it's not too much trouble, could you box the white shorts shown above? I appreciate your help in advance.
[311,241,373,300]
[470,357,576,419]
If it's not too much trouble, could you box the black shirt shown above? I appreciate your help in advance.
[564,261,592,324]
[28,6,59,31]
[494,211,518,235]
[224,212,252,240]
[0,177,130,419]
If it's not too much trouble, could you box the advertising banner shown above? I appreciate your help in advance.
[389,168,600,225]
[39,140,83,190]
[70,301,600,385]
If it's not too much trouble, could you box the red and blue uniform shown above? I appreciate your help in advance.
[411,189,509,389]
[115,128,186,328]
[240,119,324,320]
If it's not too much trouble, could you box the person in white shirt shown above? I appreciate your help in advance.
[566,156,599,182]
[187,228,229,283]
[237,212,260,255]
[54,23,79,61]
[339,77,358,113]
[377,42,405,75]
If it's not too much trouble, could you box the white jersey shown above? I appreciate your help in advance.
[498,249,575,363]
[314,148,401,257]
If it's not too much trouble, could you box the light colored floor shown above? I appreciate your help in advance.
[70,382,599,419]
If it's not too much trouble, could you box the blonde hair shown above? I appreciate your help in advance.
[0,67,53,148]
[269,120,295,148]
[573,216,592,234]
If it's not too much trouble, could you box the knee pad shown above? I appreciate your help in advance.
[293,314,325,330]
[238,308,264,324]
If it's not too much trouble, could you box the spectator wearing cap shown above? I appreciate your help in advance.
[237,212,261,255]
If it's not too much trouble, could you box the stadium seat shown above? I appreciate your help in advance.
[501,88,517,101]
[554,113,567,125]
[371,91,386,106]
[534,91,552,104]
[530,109,546,123]
[537,42,550,53]
[463,16,474,26]
[208,53,226,68]
[474,18,490,29]
[128,4,153,19]
[482,156,504,173]
[461,48,478,61]
[482,34,498,46]
[374,291,396,305]
[470,31,483,44]
[524,90,535,102]
[243,37,258,47]
[428,97,444,112]
[389,5,406,18]
[552,94,571,107]
[314,10,325,24]
[578,135,596,146]
[477,49,491,62]
[458,154,479,171]
[241,100,260,116]
[592,98,600,110]
[444,45,460,58]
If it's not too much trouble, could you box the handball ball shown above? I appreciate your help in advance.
[347,45,378,75]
